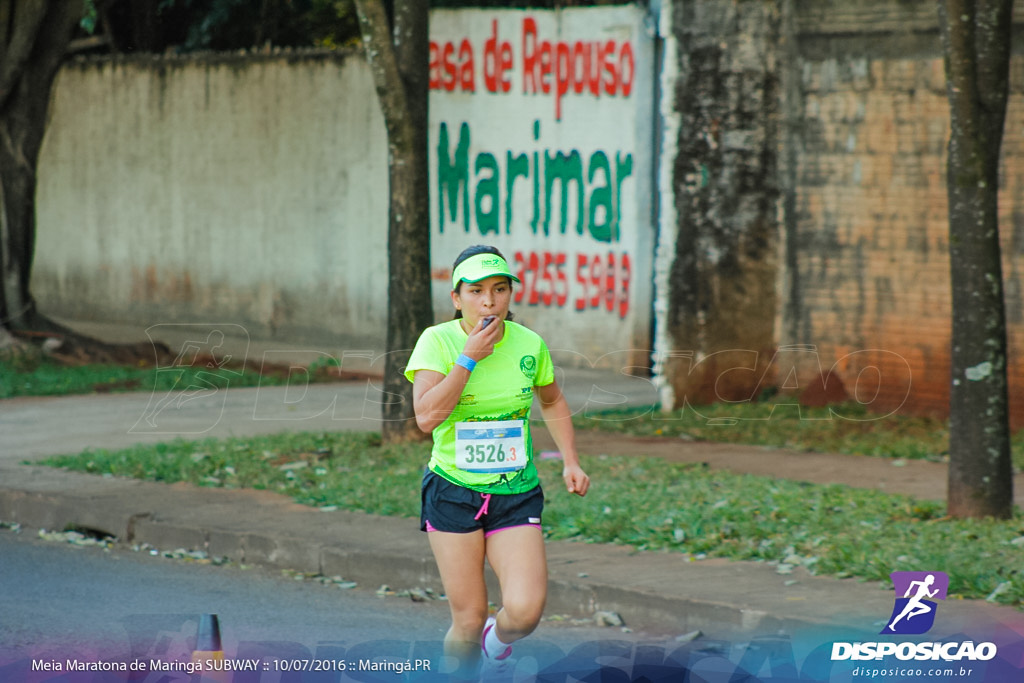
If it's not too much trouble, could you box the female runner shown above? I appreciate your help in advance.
[404,245,590,678]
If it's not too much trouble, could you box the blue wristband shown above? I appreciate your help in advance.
[455,354,477,373]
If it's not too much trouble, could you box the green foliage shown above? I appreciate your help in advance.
[45,431,421,515]
[307,355,341,373]
[158,0,359,51]
[81,0,99,34]
[41,430,1024,607]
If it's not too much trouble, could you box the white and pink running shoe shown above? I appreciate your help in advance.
[480,615,514,678]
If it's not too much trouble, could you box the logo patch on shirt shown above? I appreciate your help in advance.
[520,355,537,380]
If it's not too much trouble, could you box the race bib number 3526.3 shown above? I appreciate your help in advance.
[454,420,527,473]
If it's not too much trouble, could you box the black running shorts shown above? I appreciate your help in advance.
[420,469,544,536]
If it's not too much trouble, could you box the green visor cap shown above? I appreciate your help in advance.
[451,253,521,290]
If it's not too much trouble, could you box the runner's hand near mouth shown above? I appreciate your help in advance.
[462,316,500,362]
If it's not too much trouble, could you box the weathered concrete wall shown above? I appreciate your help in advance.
[654,0,782,408]
[33,50,390,350]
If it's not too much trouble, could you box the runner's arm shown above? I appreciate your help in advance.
[413,368,470,433]
[412,319,500,433]
[536,381,589,497]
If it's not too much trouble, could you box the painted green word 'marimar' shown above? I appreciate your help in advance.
[437,120,633,243]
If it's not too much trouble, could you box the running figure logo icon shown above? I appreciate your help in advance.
[880,571,949,635]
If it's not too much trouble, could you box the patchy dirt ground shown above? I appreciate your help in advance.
[533,426,1024,508]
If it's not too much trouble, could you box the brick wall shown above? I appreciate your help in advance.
[785,1,1024,425]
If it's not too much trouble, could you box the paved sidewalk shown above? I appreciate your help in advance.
[0,372,660,463]
[1,320,1022,646]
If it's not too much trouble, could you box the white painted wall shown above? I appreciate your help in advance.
[34,51,389,349]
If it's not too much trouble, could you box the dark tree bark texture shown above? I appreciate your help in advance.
[354,0,433,443]
[0,1,174,364]
[939,0,1014,519]
[0,0,81,338]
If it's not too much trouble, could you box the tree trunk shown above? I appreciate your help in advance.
[354,0,433,443]
[940,0,1014,519]
[0,0,80,336]
[0,1,160,364]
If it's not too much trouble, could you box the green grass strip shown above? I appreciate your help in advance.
[39,430,1024,608]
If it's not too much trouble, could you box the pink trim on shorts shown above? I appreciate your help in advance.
[484,523,542,538]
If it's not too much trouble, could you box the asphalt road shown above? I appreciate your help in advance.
[0,529,692,682]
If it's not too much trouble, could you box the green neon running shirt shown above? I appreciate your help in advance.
[404,319,555,493]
